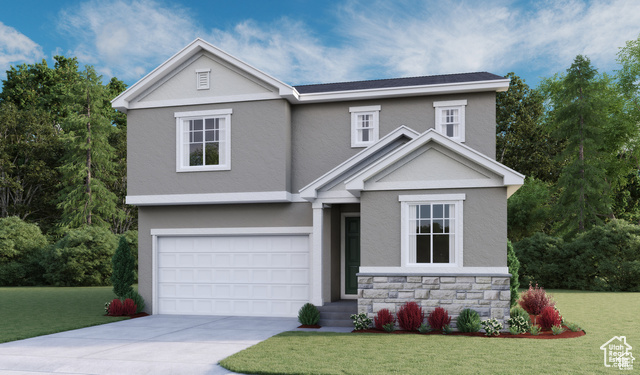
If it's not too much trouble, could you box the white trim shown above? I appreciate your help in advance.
[399,193,466,202]
[126,191,300,205]
[174,108,233,118]
[299,126,420,200]
[344,129,525,197]
[127,93,281,110]
[311,207,324,305]
[150,226,313,236]
[433,100,467,107]
[151,234,158,314]
[175,110,232,172]
[358,266,509,274]
[349,105,381,113]
[341,213,360,300]
[400,194,464,268]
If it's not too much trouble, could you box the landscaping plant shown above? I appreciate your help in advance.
[396,302,423,331]
[111,236,136,298]
[456,308,482,333]
[538,305,562,330]
[350,313,372,331]
[297,303,320,326]
[507,240,520,307]
[426,307,451,331]
[507,315,530,335]
[551,324,565,335]
[382,323,395,332]
[442,325,453,335]
[481,318,503,337]
[107,298,124,316]
[529,324,541,335]
[566,322,581,332]
[418,322,432,333]
[122,290,145,314]
[518,282,555,315]
[374,308,395,330]
[509,306,532,326]
[122,298,137,315]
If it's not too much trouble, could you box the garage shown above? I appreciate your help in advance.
[155,233,310,316]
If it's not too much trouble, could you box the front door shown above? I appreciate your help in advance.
[344,217,361,296]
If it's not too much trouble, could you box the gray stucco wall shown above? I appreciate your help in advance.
[360,187,507,268]
[291,92,496,191]
[127,99,291,196]
[137,202,312,312]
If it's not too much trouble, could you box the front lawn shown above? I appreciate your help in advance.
[220,290,640,374]
[0,286,128,343]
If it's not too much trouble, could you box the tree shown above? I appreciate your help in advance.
[543,55,637,236]
[507,177,553,242]
[111,235,135,297]
[496,73,562,182]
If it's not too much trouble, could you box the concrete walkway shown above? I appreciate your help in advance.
[0,315,352,375]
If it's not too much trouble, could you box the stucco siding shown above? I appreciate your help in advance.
[127,99,291,196]
[291,92,497,192]
[137,202,312,313]
[360,187,507,268]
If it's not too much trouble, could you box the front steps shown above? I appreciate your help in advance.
[317,300,357,328]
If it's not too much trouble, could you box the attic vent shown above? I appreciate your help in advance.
[196,69,210,90]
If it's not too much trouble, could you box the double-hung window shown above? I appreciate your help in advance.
[350,105,380,147]
[175,109,232,172]
[400,194,465,267]
[433,100,467,142]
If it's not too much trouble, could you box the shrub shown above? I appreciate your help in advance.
[566,322,581,332]
[374,309,395,330]
[418,322,432,333]
[397,302,423,331]
[350,313,372,331]
[0,216,48,286]
[551,324,565,335]
[509,306,532,326]
[529,325,541,335]
[514,232,566,288]
[507,240,520,307]
[122,230,139,283]
[518,282,555,315]
[481,318,503,337]
[507,315,530,335]
[298,303,320,326]
[122,298,137,315]
[122,290,146,314]
[112,236,136,298]
[442,325,453,335]
[107,298,124,316]
[427,307,451,331]
[382,323,395,332]
[43,226,118,286]
[456,308,481,333]
[538,306,562,330]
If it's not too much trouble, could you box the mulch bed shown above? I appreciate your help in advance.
[353,325,585,339]
[105,312,150,319]
[298,324,322,329]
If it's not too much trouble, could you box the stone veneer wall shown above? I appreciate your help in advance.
[357,274,511,329]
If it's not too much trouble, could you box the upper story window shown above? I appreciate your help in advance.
[350,105,380,147]
[433,100,467,142]
[399,194,465,267]
[175,109,232,172]
[196,69,211,90]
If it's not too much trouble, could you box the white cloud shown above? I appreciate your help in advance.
[0,22,44,77]
[55,0,640,86]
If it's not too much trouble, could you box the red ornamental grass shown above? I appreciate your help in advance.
[427,307,451,331]
[518,282,556,315]
[122,298,137,316]
[538,306,562,330]
[374,308,395,330]
[397,302,424,331]
[107,298,124,316]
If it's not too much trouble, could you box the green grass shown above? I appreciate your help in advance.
[220,290,640,374]
[0,286,128,343]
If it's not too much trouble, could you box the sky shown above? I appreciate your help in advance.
[1,0,640,90]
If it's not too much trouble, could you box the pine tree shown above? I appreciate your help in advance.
[111,236,135,298]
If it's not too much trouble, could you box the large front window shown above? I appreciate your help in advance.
[400,194,465,267]
[175,109,232,172]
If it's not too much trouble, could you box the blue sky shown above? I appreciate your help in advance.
[1,0,640,89]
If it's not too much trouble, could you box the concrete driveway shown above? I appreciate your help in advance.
[0,315,303,375]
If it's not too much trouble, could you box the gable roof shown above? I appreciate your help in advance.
[112,39,511,111]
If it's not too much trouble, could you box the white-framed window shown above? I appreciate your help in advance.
[196,69,211,90]
[399,194,465,267]
[349,105,380,147]
[175,109,232,172]
[433,100,467,142]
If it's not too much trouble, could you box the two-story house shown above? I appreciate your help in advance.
[112,38,523,324]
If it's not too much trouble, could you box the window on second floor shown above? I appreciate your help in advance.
[433,100,467,142]
[175,109,232,172]
[350,105,380,147]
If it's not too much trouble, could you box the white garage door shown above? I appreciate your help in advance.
[156,235,310,316]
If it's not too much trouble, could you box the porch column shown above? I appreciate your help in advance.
[311,201,324,305]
